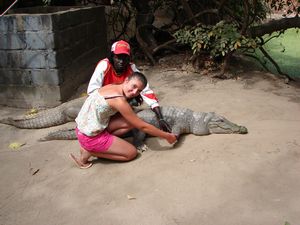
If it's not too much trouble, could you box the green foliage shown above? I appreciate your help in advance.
[174,21,258,58]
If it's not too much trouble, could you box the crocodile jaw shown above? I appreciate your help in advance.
[208,116,248,134]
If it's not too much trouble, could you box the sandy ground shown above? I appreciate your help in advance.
[0,62,300,225]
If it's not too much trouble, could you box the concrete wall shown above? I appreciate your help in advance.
[0,6,107,108]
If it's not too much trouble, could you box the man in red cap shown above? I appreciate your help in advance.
[87,40,171,132]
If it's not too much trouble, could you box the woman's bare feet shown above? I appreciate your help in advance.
[69,153,92,169]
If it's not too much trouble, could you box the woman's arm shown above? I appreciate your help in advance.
[110,98,177,144]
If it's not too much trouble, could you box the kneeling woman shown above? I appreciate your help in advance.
[70,72,177,168]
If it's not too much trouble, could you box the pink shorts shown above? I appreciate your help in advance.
[75,128,114,153]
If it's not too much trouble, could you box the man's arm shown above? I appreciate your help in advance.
[152,106,172,133]
[140,83,159,109]
[140,83,171,132]
[87,60,108,94]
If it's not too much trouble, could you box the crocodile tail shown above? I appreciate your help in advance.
[39,128,77,141]
[0,117,19,127]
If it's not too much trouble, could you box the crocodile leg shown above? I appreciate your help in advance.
[132,129,148,152]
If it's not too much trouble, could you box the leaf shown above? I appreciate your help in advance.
[234,41,241,49]
[234,42,238,49]
[80,92,88,97]
[9,142,26,150]
[127,194,136,200]
[25,108,39,116]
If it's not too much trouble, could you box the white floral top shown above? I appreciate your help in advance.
[75,90,121,136]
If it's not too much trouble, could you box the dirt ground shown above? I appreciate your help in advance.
[0,60,300,225]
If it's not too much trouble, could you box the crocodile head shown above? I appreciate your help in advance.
[207,114,248,134]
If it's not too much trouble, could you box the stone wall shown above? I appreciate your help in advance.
[0,6,107,108]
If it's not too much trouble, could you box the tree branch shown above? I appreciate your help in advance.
[259,46,294,81]
[249,16,300,37]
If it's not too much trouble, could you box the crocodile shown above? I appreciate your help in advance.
[37,106,248,150]
[0,100,248,150]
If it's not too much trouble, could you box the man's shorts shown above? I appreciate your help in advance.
[76,128,114,153]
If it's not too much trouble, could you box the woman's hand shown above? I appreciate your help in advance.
[165,133,178,144]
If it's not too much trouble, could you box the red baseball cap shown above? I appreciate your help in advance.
[111,40,131,55]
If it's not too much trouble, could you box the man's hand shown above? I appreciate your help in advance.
[152,107,172,132]
[158,118,172,133]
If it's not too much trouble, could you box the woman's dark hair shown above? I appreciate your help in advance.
[128,72,148,88]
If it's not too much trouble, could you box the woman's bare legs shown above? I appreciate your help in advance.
[70,147,93,169]
[70,114,137,168]
[107,113,133,136]
[92,136,137,161]
[92,114,137,161]
[70,137,137,168]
